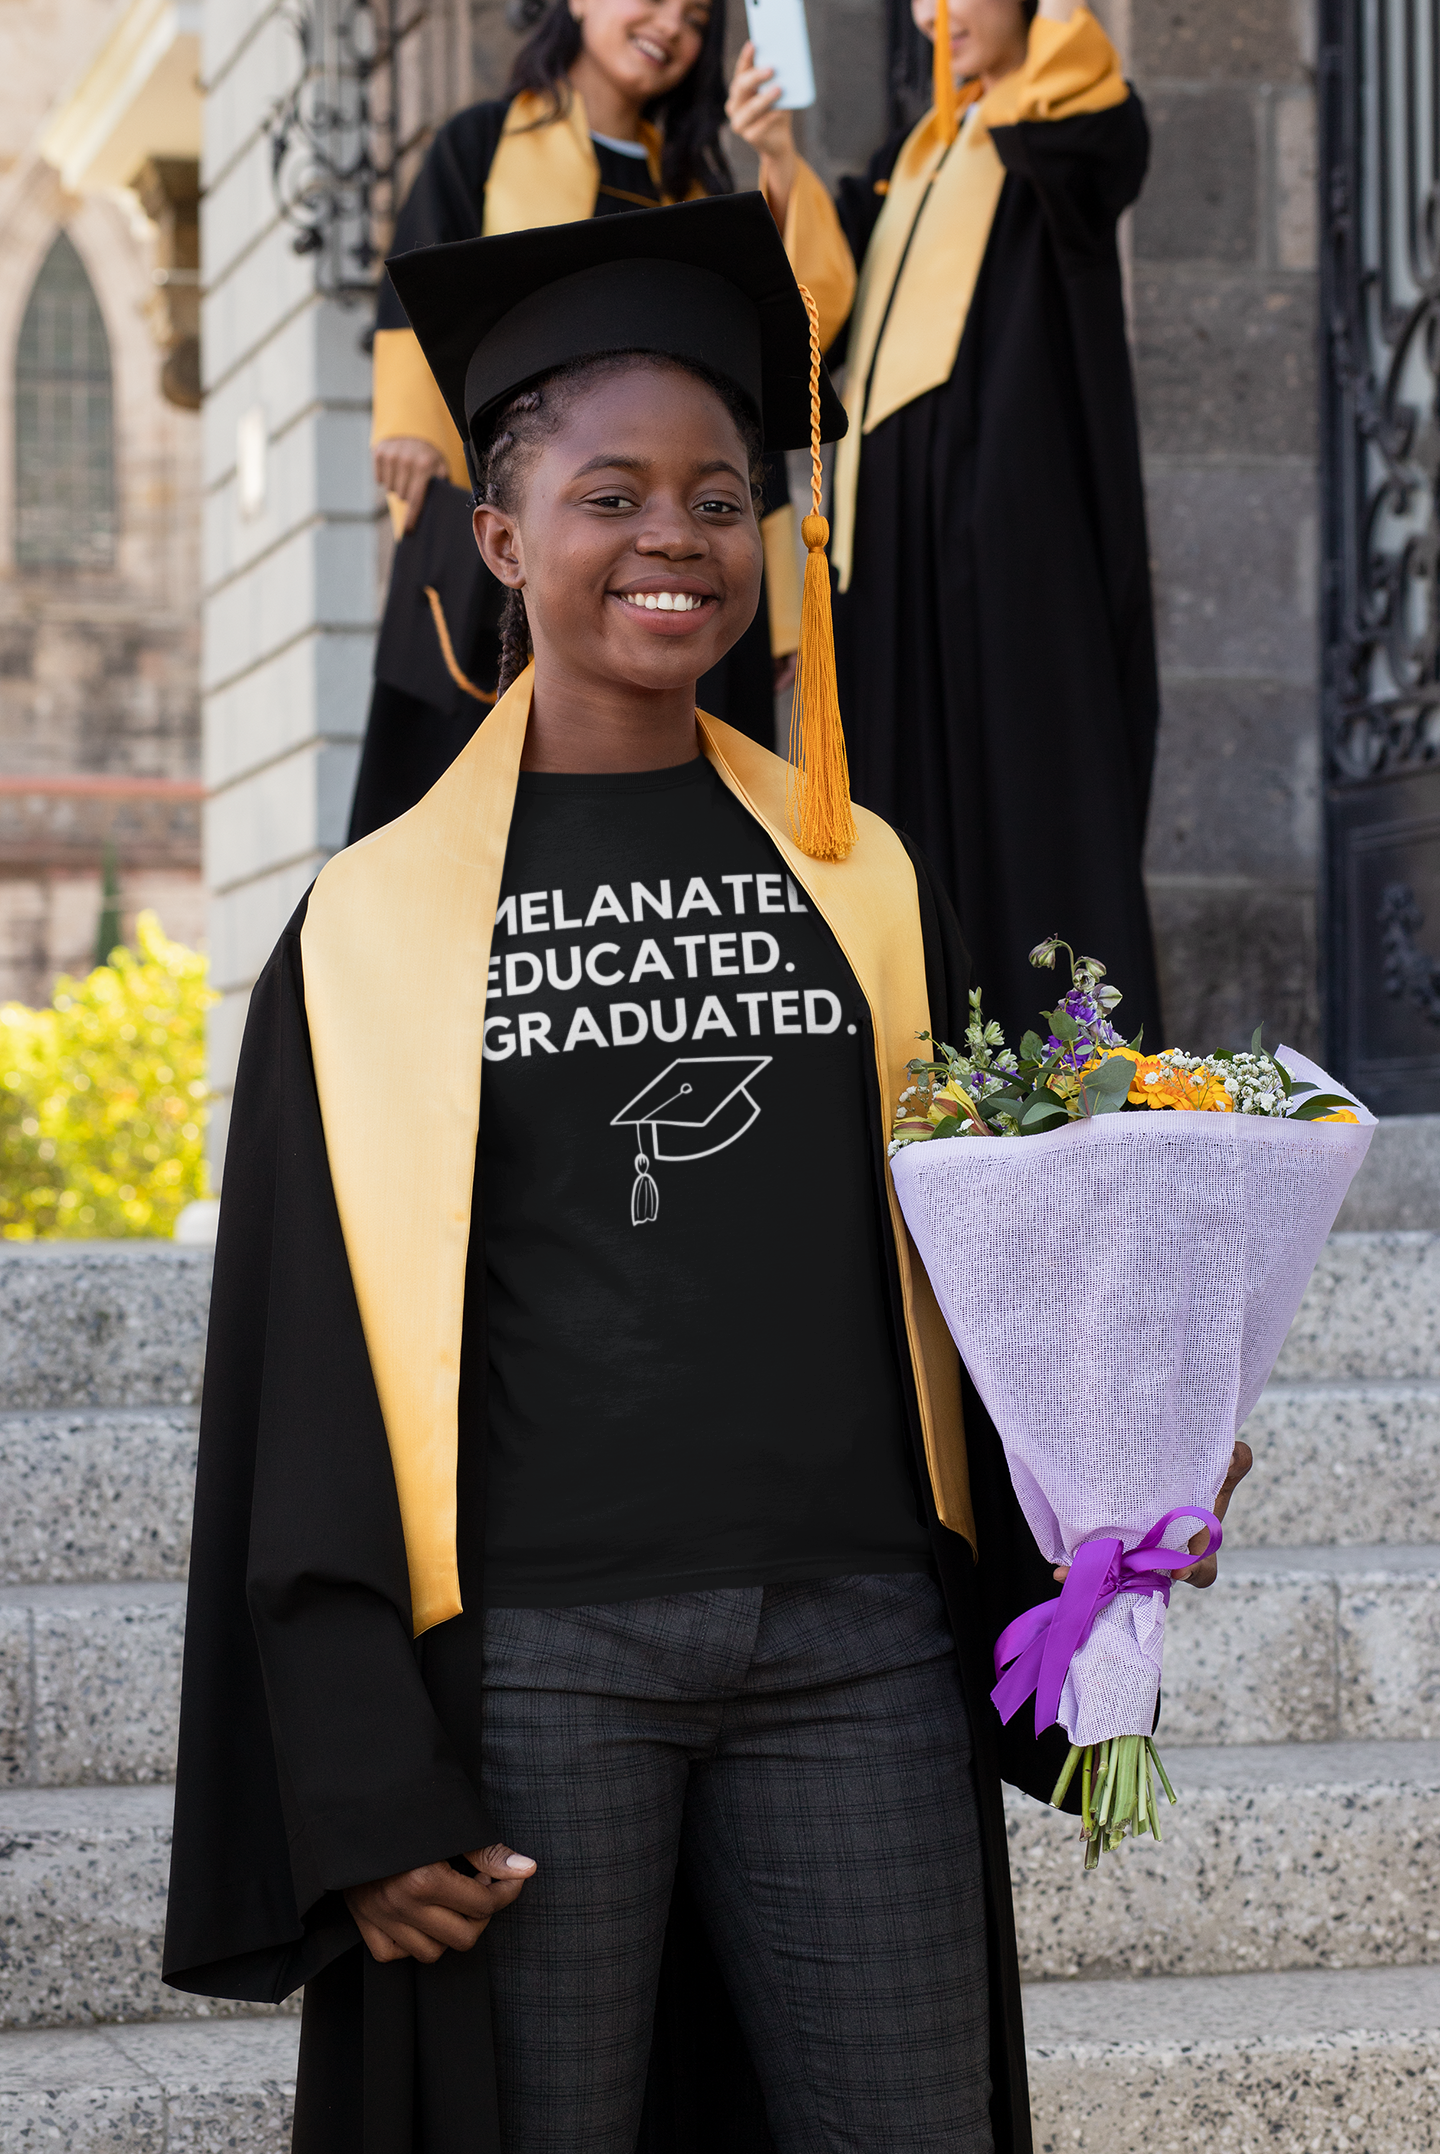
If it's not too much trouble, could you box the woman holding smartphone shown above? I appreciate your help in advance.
[728,0,1164,1054]
[350,0,819,840]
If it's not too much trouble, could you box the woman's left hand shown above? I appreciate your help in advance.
[726,41,792,160]
[1051,1439,1254,1595]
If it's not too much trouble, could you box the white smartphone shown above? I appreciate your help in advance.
[743,0,815,111]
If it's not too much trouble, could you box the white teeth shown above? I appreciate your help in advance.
[628,592,702,612]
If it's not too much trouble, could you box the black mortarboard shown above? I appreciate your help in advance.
[384,193,846,457]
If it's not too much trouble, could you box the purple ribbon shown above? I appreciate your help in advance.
[991,1508,1223,1738]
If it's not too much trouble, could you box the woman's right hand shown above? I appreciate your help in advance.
[373,436,451,532]
[343,1842,537,1964]
[726,43,798,223]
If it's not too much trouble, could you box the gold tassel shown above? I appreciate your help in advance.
[933,0,958,145]
[787,283,857,863]
[422,585,498,706]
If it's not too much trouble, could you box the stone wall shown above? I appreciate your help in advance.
[1130,0,1321,1053]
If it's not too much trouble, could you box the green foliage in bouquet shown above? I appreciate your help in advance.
[0,911,214,1239]
[892,937,1359,1146]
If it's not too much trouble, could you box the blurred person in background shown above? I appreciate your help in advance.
[728,0,1163,1049]
[348,0,837,841]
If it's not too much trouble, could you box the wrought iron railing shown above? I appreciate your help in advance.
[1321,0,1440,786]
[267,0,458,303]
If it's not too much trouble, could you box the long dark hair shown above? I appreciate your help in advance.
[507,0,733,202]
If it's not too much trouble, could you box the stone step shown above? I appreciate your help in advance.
[0,1584,184,1787]
[0,1973,1429,2154]
[1274,1229,1440,1382]
[0,1228,1426,1411]
[0,1246,210,1414]
[1232,1380,1440,1547]
[1,1545,1435,1788]
[0,2018,298,2152]
[0,1375,1427,1595]
[0,1786,294,2030]
[4,1744,1434,2030]
[1008,1737,1440,1982]
[1024,1961,1440,2152]
[1,1956,1435,2152]
[0,1376,1429,1595]
[0,1412,197,1585]
[1161,1543,1439,1748]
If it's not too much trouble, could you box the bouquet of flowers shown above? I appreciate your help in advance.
[889,939,1374,1868]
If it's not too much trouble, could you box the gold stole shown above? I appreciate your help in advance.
[300,669,972,1636]
[486,87,615,233]
[829,92,999,592]
[829,5,1130,590]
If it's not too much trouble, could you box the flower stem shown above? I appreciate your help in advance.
[1050,1743,1083,1808]
[1149,1738,1178,1806]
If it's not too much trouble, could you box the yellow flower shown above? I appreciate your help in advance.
[1187,1067,1234,1113]
[1316,1107,1359,1124]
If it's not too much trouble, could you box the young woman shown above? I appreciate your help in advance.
[351,0,807,842]
[163,198,1245,2153]
[728,0,1164,1051]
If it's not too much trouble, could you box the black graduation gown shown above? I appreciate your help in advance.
[162,836,1076,2154]
[349,99,783,843]
[831,98,1163,1051]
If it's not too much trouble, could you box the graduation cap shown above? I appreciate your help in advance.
[387,194,844,457]
[386,195,858,864]
[610,1055,772,1225]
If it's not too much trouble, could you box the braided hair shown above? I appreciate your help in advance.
[476,353,764,700]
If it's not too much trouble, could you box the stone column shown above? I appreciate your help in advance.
[1130,1,1321,1052]
[200,0,379,1167]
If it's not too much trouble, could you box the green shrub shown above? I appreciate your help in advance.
[0,911,214,1239]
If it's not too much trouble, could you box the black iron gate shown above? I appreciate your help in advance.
[1322,0,1440,1111]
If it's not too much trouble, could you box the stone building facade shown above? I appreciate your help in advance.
[0,0,205,1008]
[1131,0,1322,1055]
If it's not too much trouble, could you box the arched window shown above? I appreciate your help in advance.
[14,232,116,572]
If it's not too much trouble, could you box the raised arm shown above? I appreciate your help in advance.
[724,43,856,352]
[978,5,1142,241]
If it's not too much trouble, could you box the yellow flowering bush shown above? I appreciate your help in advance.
[0,911,214,1239]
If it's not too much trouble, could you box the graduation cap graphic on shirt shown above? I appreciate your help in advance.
[610,1056,772,1227]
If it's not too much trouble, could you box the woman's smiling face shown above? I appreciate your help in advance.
[473,358,764,699]
[574,0,712,105]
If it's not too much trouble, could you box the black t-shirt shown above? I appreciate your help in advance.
[479,756,930,1606]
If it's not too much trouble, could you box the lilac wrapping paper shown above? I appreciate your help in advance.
[890,1055,1374,1745]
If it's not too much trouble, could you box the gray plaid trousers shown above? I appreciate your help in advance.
[479,1572,994,2153]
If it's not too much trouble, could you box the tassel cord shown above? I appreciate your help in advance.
[421,585,497,706]
[786,283,857,863]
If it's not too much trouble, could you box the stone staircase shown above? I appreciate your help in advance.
[1,1233,1438,2147]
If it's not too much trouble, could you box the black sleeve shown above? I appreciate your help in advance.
[988,92,1150,261]
[898,829,968,1045]
[375,100,511,332]
[163,900,491,2004]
